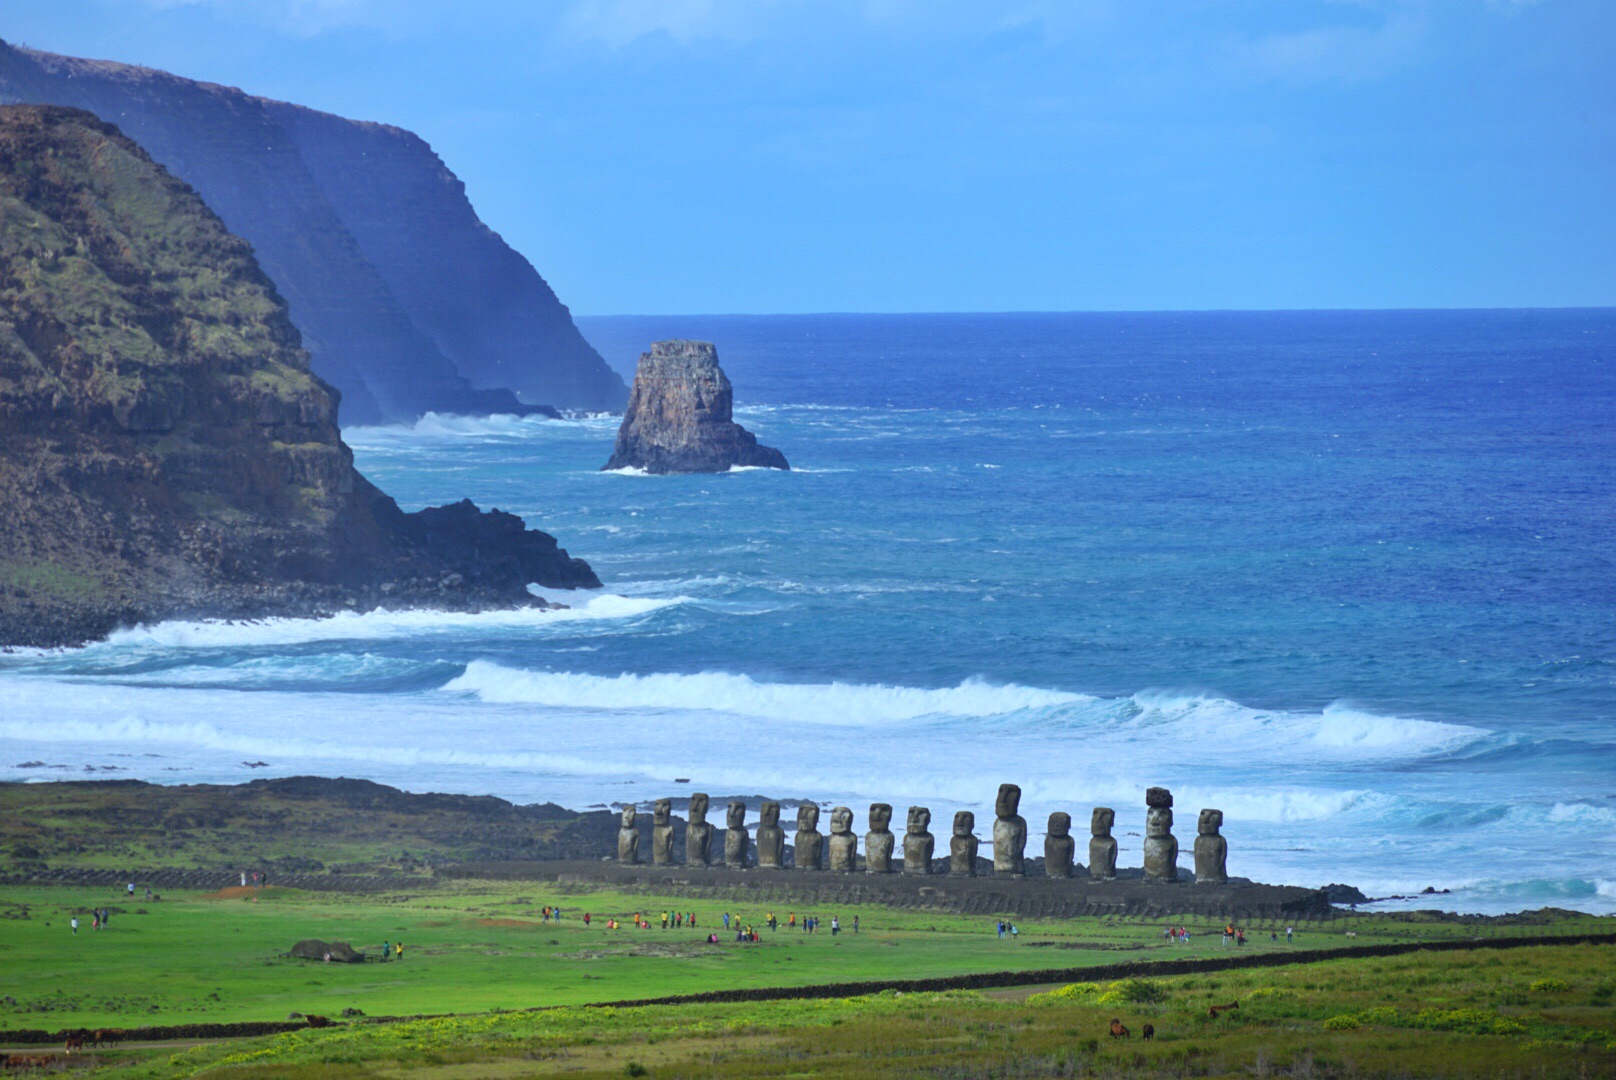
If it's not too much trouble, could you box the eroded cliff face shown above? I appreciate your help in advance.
[0,40,626,423]
[0,106,597,647]
[603,340,788,474]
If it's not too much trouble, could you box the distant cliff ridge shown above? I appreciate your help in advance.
[0,105,598,648]
[604,341,788,474]
[0,40,626,424]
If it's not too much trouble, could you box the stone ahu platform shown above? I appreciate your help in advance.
[441,860,1333,922]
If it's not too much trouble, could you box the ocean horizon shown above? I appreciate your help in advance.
[3,309,1612,915]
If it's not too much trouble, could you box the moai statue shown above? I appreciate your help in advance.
[1044,812,1075,879]
[685,792,713,867]
[651,798,676,866]
[1088,807,1118,880]
[993,783,1028,877]
[903,806,935,875]
[724,801,750,869]
[1194,808,1228,885]
[828,806,858,872]
[1142,787,1179,882]
[616,806,640,865]
[795,804,825,871]
[756,801,786,869]
[949,811,979,876]
[865,803,896,873]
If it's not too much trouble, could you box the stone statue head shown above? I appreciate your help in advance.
[727,801,747,829]
[689,793,709,824]
[1145,786,1174,809]
[953,810,975,838]
[760,801,780,828]
[995,784,1021,819]
[869,803,893,830]
[1198,808,1223,835]
[1047,811,1071,837]
[830,806,853,835]
[1146,806,1173,837]
[654,799,671,827]
[906,806,931,834]
[797,804,820,831]
[620,806,637,829]
[1091,807,1115,836]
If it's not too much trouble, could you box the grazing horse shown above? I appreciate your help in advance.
[1207,1001,1240,1018]
[305,1015,334,1029]
[62,1034,85,1054]
[1108,1018,1130,1039]
[1141,1023,1155,1039]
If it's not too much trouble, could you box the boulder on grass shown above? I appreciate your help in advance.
[289,939,364,962]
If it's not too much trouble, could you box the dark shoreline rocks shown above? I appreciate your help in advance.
[603,340,788,474]
[0,105,597,649]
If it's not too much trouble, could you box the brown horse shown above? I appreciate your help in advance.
[1108,1018,1130,1038]
[1208,1001,1240,1018]
[1141,1023,1155,1039]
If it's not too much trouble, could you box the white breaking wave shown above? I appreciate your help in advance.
[93,593,685,650]
[1122,691,1488,760]
[442,663,1087,724]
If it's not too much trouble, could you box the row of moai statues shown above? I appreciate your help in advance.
[616,784,1228,884]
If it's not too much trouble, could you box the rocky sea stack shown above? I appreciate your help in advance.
[603,340,788,474]
[0,105,597,648]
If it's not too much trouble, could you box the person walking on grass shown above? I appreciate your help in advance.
[70,917,78,935]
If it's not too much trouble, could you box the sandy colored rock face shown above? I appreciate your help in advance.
[617,807,639,865]
[1044,812,1075,879]
[865,803,896,874]
[685,793,713,866]
[603,341,789,474]
[828,806,857,872]
[993,784,1027,876]
[950,811,979,876]
[756,800,785,869]
[1089,807,1118,880]
[903,806,935,875]
[1194,808,1228,884]
[795,805,824,871]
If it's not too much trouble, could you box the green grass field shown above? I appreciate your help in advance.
[10,940,1615,1078]
[1,881,1610,1034]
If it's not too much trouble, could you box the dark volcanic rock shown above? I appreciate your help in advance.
[0,39,626,422]
[289,939,363,963]
[603,341,788,474]
[0,105,597,647]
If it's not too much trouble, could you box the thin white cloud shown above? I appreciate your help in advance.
[1229,8,1430,83]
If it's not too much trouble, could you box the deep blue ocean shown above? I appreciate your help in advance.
[3,310,1613,913]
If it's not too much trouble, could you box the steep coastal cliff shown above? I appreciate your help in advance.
[0,105,598,648]
[0,40,626,423]
[604,340,788,474]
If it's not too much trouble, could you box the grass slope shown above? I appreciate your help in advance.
[1,882,1609,1031]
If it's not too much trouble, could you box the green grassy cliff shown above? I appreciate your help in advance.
[0,105,597,646]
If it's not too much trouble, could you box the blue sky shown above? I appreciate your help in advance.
[7,1,1612,314]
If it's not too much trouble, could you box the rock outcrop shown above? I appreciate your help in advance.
[603,341,788,474]
[0,105,598,648]
[0,40,626,423]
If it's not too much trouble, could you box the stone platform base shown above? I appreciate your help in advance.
[441,860,1333,921]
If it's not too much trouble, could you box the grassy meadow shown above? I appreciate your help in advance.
[0,880,1610,1033]
[7,938,1613,1078]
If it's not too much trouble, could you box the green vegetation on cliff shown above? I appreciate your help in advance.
[0,104,597,647]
